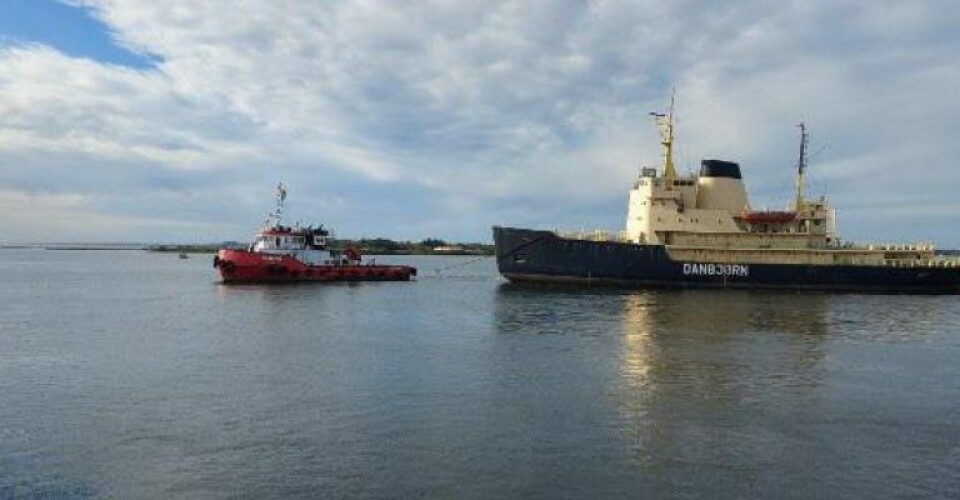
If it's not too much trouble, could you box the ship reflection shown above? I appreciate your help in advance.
[492,284,835,470]
[618,289,830,391]
[616,289,831,468]
[492,283,633,336]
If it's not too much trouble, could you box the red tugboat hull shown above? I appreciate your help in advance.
[214,249,417,283]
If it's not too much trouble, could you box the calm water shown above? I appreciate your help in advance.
[1,250,959,498]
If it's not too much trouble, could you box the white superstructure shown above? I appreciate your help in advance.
[247,182,358,266]
[612,99,949,267]
[624,103,834,251]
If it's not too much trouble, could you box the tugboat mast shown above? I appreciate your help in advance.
[651,91,677,188]
[265,181,287,227]
[794,123,808,210]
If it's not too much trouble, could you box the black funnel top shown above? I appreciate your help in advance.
[700,159,742,179]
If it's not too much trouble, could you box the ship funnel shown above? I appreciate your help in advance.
[696,160,750,213]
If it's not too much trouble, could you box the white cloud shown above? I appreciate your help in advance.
[0,188,214,242]
[1,0,958,244]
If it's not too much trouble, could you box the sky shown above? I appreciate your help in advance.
[1,1,958,245]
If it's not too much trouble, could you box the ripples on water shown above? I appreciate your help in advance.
[1,250,959,498]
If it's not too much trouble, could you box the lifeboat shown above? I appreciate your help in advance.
[213,183,417,284]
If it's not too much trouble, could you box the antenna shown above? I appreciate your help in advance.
[794,122,808,210]
[651,89,677,188]
[265,182,287,228]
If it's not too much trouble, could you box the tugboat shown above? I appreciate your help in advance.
[493,96,960,292]
[214,183,417,283]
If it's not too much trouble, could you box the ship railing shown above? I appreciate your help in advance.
[555,229,630,243]
[829,242,938,252]
[883,258,960,268]
[934,257,960,268]
[867,243,937,252]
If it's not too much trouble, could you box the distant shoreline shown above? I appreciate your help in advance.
[147,242,494,256]
[0,241,493,256]
[1,245,146,251]
[5,244,955,258]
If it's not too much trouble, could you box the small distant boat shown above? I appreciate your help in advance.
[178,252,189,259]
[213,183,417,283]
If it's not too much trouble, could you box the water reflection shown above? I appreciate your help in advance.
[618,290,830,391]
[493,284,630,336]
[616,290,832,471]
[214,281,336,301]
[492,284,835,476]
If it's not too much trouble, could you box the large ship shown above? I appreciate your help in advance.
[214,184,416,283]
[494,98,960,292]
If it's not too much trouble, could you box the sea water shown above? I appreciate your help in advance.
[1,249,959,498]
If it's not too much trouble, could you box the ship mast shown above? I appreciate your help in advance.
[265,181,288,228]
[651,91,677,188]
[794,122,808,210]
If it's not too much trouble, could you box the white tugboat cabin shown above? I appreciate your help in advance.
[248,183,360,266]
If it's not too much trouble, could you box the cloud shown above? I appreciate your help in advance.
[0,188,213,242]
[1,1,959,244]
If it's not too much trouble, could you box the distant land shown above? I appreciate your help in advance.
[3,243,955,259]
[150,238,494,256]
[1,243,148,250]
[0,238,493,255]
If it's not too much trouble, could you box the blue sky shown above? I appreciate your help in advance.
[0,0,153,68]
[1,1,959,245]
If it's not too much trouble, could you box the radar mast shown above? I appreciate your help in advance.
[794,123,808,210]
[651,91,677,189]
[265,182,288,228]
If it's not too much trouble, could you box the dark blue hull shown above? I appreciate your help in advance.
[493,226,960,293]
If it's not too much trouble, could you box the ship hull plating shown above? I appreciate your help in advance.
[214,249,416,284]
[493,227,960,293]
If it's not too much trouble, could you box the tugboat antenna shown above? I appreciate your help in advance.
[794,123,808,210]
[266,182,287,227]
